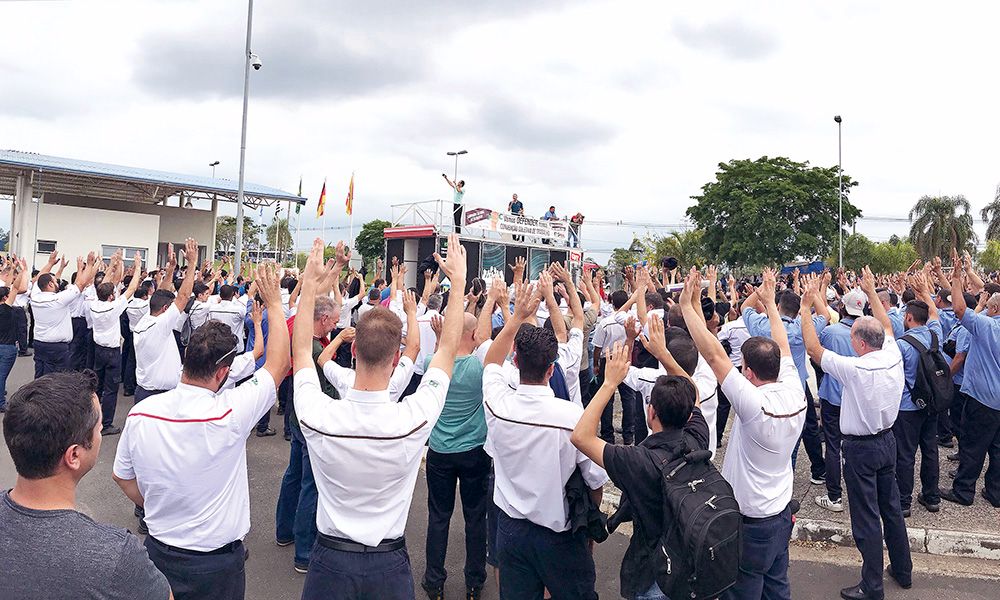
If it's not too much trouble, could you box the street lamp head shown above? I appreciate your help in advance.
[457,150,468,155]
[446,150,469,156]
[446,151,457,156]
[834,115,842,123]
[209,161,220,167]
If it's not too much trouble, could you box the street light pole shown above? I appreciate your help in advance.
[210,161,220,178]
[835,115,843,268]
[234,0,254,275]
[446,149,468,182]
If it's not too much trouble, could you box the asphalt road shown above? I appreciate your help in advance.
[1,355,997,599]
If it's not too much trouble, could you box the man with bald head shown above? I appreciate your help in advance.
[421,308,492,599]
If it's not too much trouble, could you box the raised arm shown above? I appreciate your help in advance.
[172,239,198,313]
[680,268,734,382]
[485,281,539,367]
[426,233,468,377]
[249,300,266,361]
[950,249,968,320]
[477,279,505,342]
[255,262,291,385]
[756,268,791,357]
[571,341,630,467]
[552,262,584,331]
[800,279,825,364]
[122,253,143,300]
[640,315,697,393]
[317,327,356,368]
[401,290,420,363]
[912,269,939,323]
[295,240,337,373]
[539,271,567,342]
[859,266,892,337]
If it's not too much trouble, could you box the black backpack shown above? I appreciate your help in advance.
[657,440,742,600]
[179,297,197,346]
[899,331,954,413]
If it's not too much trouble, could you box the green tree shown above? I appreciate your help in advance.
[645,229,707,270]
[355,219,392,266]
[870,239,918,274]
[0,227,8,252]
[607,239,644,272]
[981,185,1000,241]
[838,233,875,271]
[979,239,1000,272]
[687,156,861,266]
[215,216,263,254]
[264,218,293,258]
[908,195,977,261]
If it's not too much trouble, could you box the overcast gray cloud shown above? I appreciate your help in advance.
[672,18,777,60]
[476,98,616,152]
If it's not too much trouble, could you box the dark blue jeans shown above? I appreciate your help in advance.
[0,344,17,408]
[820,399,843,501]
[301,542,415,600]
[952,397,1000,504]
[842,431,912,599]
[120,318,137,395]
[495,511,597,600]
[275,426,318,567]
[33,340,70,378]
[145,537,246,600]
[723,505,793,600]
[791,386,826,480]
[892,409,940,509]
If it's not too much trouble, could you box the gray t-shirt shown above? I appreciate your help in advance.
[0,491,170,600]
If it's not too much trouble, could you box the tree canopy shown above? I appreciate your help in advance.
[908,195,977,261]
[686,156,861,267]
[355,219,392,266]
[979,239,1000,272]
[215,216,263,253]
[836,233,918,274]
[981,185,1000,241]
[264,218,293,260]
[645,230,706,270]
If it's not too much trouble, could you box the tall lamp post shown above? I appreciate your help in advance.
[209,161,220,178]
[234,0,260,275]
[446,149,468,182]
[834,115,843,268]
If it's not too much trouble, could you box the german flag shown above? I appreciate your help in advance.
[316,180,326,217]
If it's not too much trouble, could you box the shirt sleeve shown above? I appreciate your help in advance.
[482,363,508,410]
[159,304,182,333]
[112,423,135,480]
[592,321,608,348]
[474,339,493,365]
[404,366,451,425]
[719,368,762,423]
[109,533,172,600]
[684,406,710,451]
[53,286,82,308]
[576,450,610,490]
[820,349,857,386]
[959,309,990,339]
[602,444,640,492]
[321,360,353,399]
[294,366,336,428]
[388,356,415,401]
[225,353,257,386]
[742,307,768,337]
[226,369,277,437]
[955,327,971,354]
[557,328,583,372]
[813,314,829,334]
[776,356,799,387]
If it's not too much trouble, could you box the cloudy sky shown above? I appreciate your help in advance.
[2,0,996,261]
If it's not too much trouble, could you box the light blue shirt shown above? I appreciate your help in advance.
[896,320,943,411]
[938,308,957,341]
[887,307,906,339]
[958,311,1000,410]
[818,317,856,407]
[743,308,828,387]
[543,210,557,220]
[945,324,970,386]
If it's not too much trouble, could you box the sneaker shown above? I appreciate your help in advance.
[809,475,826,485]
[940,489,973,506]
[294,563,309,574]
[17,350,32,357]
[284,432,292,442]
[421,581,444,600]
[901,507,911,518]
[276,538,294,547]
[917,494,940,513]
[256,427,277,437]
[938,437,955,448]
[947,452,960,462]
[815,494,844,512]
[101,425,122,436]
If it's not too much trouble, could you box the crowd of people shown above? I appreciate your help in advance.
[1,235,999,600]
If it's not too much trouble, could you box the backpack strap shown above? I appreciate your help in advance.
[898,334,927,354]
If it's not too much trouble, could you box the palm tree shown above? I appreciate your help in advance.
[981,184,1000,241]
[908,195,977,261]
[646,229,706,270]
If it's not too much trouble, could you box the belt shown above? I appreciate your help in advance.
[742,501,797,524]
[843,429,891,441]
[317,533,405,553]
[148,535,240,556]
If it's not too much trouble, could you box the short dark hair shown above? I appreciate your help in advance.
[149,289,175,313]
[645,292,664,311]
[0,286,10,303]
[938,289,952,304]
[901,288,916,303]
[134,282,151,299]
[354,308,403,367]
[777,290,800,316]
[219,285,237,301]
[367,287,380,302]
[666,305,686,330]
[905,300,929,325]
[610,290,629,311]
[37,273,55,290]
[649,375,696,429]
[184,321,238,379]
[96,282,115,301]
[741,336,781,381]
[666,335,698,375]
[373,278,386,288]
[281,276,298,292]
[3,371,99,479]
[514,323,558,383]
[193,282,210,297]
[984,282,1000,295]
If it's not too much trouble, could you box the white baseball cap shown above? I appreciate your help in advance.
[843,289,867,317]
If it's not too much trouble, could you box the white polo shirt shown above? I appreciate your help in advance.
[134,304,183,391]
[294,365,450,547]
[338,295,361,330]
[718,357,805,518]
[357,300,378,322]
[125,298,149,332]
[412,309,441,376]
[187,300,212,333]
[820,336,904,436]
[13,291,29,308]
[322,356,415,402]
[592,312,627,353]
[207,299,247,349]
[69,287,90,320]
[29,285,80,343]
[90,295,129,349]
[218,352,259,393]
[718,317,751,368]
[479,329,585,407]
[113,370,277,551]
[483,363,609,532]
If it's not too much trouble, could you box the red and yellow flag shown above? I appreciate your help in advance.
[345,173,354,216]
[316,180,327,217]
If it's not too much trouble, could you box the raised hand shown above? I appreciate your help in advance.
[512,281,540,321]
[303,238,331,287]
[759,268,777,305]
[335,241,351,268]
[402,289,418,317]
[680,267,700,307]
[488,278,508,303]
[603,342,631,387]
[549,261,571,283]
[538,271,554,299]
[624,315,638,346]
[640,313,668,357]
[433,234,467,284]
[251,300,264,325]
[430,314,444,339]
[255,262,282,308]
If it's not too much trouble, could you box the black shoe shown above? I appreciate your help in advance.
[948,468,957,479]
[466,587,483,600]
[839,584,873,600]
[947,452,960,462]
[284,433,291,441]
[886,564,912,589]
[101,425,122,436]
[276,538,294,547]
[137,518,149,535]
[276,406,285,415]
[940,489,973,506]
[255,427,277,437]
[982,490,1000,508]
[420,581,444,600]
[917,494,940,513]
[124,390,135,397]
[901,507,911,518]
[134,505,144,518]
[937,437,955,448]
[17,350,32,357]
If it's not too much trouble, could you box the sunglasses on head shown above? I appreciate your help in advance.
[214,347,238,366]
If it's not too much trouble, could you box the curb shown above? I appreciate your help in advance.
[602,484,1000,561]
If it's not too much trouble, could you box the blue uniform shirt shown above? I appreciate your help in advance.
[896,320,942,411]
[938,308,957,341]
[958,311,1000,410]
[244,298,268,369]
[887,307,906,339]
[743,307,828,387]
[818,317,856,406]
[945,324,970,386]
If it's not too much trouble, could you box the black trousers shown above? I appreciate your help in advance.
[423,446,491,592]
[453,203,463,233]
[93,345,121,428]
[27,305,35,347]
[842,432,912,599]
[69,317,92,371]
[135,386,168,403]
[892,409,940,509]
[302,540,414,600]
[940,384,969,443]
[952,397,1000,504]
[793,386,826,480]
[495,512,597,600]
[401,371,423,400]
[145,537,246,600]
[12,307,28,353]
[596,357,635,444]
[33,340,70,378]
[820,399,843,501]
[716,385,732,446]
[121,320,137,395]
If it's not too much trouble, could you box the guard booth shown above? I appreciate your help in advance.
[381,199,585,294]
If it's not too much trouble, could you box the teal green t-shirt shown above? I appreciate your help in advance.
[425,354,486,453]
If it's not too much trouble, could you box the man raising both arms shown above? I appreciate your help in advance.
[294,235,466,599]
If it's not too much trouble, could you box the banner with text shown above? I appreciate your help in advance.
[463,208,569,241]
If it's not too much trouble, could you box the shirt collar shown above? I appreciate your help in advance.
[639,428,685,449]
[176,382,214,397]
[515,383,556,400]
[346,388,392,404]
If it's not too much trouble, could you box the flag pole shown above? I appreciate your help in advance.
[349,170,355,252]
